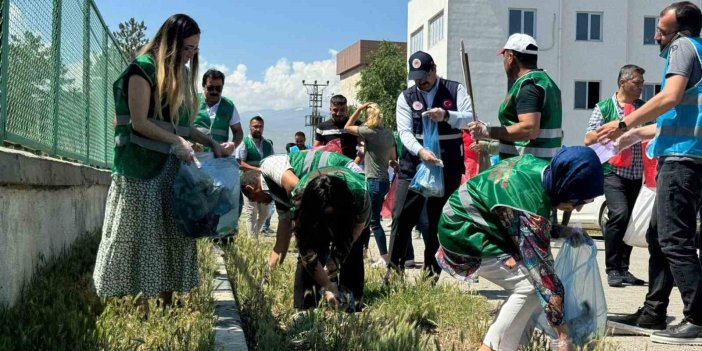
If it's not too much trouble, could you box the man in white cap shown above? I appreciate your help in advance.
[468,33,563,161]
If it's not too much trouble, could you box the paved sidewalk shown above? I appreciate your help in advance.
[366,219,699,351]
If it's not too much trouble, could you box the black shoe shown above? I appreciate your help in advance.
[621,271,646,286]
[608,307,667,335]
[607,271,624,287]
[650,320,702,345]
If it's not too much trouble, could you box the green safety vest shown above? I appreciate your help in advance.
[112,54,192,179]
[498,70,562,160]
[243,136,273,166]
[194,94,234,145]
[292,166,371,226]
[289,150,356,175]
[438,154,551,257]
[596,97,645,175]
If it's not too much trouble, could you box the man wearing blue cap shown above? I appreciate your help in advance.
[386,51,475,278]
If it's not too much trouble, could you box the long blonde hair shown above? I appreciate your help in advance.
[363,103,384,129]
[138,14,200,125]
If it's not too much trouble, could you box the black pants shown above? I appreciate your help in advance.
[643,159,702,325]
[387,174,461,276]
[603,173,642,274]
[293,237,365,310]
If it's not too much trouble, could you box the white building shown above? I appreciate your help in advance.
[407,0,701,146]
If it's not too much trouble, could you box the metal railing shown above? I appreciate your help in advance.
[0,0,126,168]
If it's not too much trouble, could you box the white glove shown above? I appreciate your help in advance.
[170,138,197,165]
[615,129,642,152]
[467,120,489,140]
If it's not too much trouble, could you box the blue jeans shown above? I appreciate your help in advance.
[644,158,702,325]
[368,178,390,256]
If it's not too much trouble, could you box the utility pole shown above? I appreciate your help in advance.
[302,80,329,137]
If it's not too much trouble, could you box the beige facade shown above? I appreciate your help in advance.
[337,40,407,105]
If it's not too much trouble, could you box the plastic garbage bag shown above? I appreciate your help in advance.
[534,226,608,347]
[173,154,239,238]
[623,186,655,248]
[310,138,343,154]
[409,114,444,197]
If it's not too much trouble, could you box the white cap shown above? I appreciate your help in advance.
[498,33,538,55]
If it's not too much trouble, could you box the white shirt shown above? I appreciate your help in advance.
[395,78,474,156]
[205,97,241,126]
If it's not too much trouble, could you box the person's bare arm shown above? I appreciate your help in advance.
[488,112,541,141]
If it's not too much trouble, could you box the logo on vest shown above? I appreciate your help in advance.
[443,99,454,110]
[412,101,424,111]
[412,58,422,69]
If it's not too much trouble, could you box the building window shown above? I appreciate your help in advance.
[410,27,423,53]
[643,17,657,45]
[574,81,600,109]
[428,12,444,47]
[509,9,536,38]
[576,12,602,41]
[642,83,662,101]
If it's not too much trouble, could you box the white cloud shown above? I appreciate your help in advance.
[198,50,340,113]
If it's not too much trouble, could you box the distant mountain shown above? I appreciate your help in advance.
[239,107,326,153]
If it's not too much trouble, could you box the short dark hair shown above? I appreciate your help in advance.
[240,170,261,196]
[512,47,538,68]
[285,142,295,152]
[250,116,264,124]
[295,131,306,138]
[662,1,702,37]
[202,69,225,86]
[617,64,646,87]
[330,95,347,106]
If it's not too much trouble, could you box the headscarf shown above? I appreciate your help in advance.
[542,146,604,206]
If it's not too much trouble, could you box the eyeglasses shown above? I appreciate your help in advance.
[655,28,676,36]
[206,85,223,92]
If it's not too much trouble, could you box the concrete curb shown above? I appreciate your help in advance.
[212,254,248,351]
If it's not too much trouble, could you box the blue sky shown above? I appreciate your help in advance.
[94,0,408,112]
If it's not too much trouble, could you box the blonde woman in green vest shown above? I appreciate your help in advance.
[437,146,604,351]
[93,14,224,306]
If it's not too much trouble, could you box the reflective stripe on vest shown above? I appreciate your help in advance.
[413,132,463,140]
[499,143,560,159]
[457,186,489,229]
[114,114,190,154]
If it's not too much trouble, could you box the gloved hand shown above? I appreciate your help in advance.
[467,120,490,140]
[170,137,197,165]
[615,129,642,152]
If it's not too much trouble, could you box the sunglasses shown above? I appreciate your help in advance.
[206,85,223,92]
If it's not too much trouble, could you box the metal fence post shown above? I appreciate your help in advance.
[83,0,91,164]
[50,0,63,156]
[0,0,11,142]
[102,30,109,167]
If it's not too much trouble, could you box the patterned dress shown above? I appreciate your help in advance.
[93,157,199,297]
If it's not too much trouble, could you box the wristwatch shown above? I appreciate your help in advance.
[442,109,449,122]
[618,121,628,131]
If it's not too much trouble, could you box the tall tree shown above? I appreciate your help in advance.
[112,18,147,61]
[356,41,407,131]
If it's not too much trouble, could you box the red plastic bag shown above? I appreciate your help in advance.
[311,138,342,154]
[642,140,657,188]
[461,131,480,184]
[381,177,398,218]
[610,103,635,167]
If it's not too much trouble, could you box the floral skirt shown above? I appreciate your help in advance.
[93,157,198,297]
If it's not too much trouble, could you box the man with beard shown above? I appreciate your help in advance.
[236,115,274,236]
[193,69,243,154]
[314,95,360,159]
[599,2,702,345]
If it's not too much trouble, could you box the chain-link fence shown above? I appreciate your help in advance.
[0,0,126,168]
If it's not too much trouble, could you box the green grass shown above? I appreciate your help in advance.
[224,234,494,351]
[0,231,217,351]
